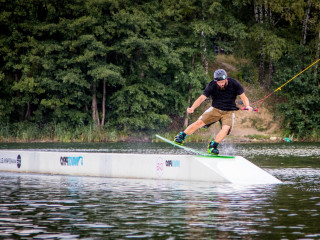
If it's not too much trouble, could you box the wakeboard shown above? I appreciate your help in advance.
[155,134,235,159]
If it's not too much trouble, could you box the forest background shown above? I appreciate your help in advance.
[0,0,319,142]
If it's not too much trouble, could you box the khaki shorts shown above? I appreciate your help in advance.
[199,107,235,129]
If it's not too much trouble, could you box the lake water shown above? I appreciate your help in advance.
[0,142,320,239]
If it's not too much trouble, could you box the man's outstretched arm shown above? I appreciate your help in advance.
[187,95,207,113]
[239,93,253,111]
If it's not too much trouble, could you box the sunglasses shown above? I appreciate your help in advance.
[214,78,226,82]
[214,74,227,82]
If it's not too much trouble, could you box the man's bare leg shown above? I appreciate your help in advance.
[184,119,206,135]
[207,125,231,154]
[214,125,231,143]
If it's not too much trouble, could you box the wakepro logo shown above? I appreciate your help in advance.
[165,160,180,167]
[156,158,181,178]
[60,156,83,166]
[17,155,21,168]
[0,154,22,169]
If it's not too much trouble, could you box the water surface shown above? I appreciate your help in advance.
[0,142,319,239]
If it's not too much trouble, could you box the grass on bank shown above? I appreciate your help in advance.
[0,122,126,143]
[0,122,260,143]
[1,122,318,143]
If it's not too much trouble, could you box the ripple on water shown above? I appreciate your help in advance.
[0,142,320,239]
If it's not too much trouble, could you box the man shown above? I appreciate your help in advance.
[174,69,252,155]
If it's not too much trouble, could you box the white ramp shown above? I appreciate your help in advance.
[195,156,281,184]
[0,150,281,184]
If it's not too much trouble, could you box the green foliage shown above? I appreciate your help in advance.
[0,0,319,140]
[273,53,320,139]
[173,64,211,115]
[0,121,123,142]
[246,134,270,140]
[234,61,257,84]
[111,81,173,131]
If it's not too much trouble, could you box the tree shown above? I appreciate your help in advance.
[1,0,319,139]
[273,54,320,139]
[108,0,180,131]
[0,0,44,122]
[174,64,210,128]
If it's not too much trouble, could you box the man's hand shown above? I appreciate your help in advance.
[186,95,207,114]
[245,106,253,112]
[187,107,194,114]
[241,106,258,112]
[239,93,253,111]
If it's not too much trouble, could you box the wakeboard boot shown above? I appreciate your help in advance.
[207,141,219,155]
[174,132,187,145]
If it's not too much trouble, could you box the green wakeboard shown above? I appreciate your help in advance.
[155,134,235,159]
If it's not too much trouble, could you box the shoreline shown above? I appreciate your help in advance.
[0,136,314,144]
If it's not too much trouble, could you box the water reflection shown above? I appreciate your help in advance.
[1,170,319,239]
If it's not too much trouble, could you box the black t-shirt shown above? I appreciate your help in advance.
[203,77,244,111]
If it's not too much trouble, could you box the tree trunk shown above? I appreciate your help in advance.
[254,2,259,23]
[258,48,265,84]
[315,30,320,84]
[266,58,273,89]
[183,56,195,128]
[201,29,208,75]
[183,86,192,128]
[92,82,100,126]
[302,0,312,46]
[264,1,268,20]
[254,1,265,85]
[201,4,208,75]
[101,78,106,126]
[259,3,263,23]
[25,102,31,120]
